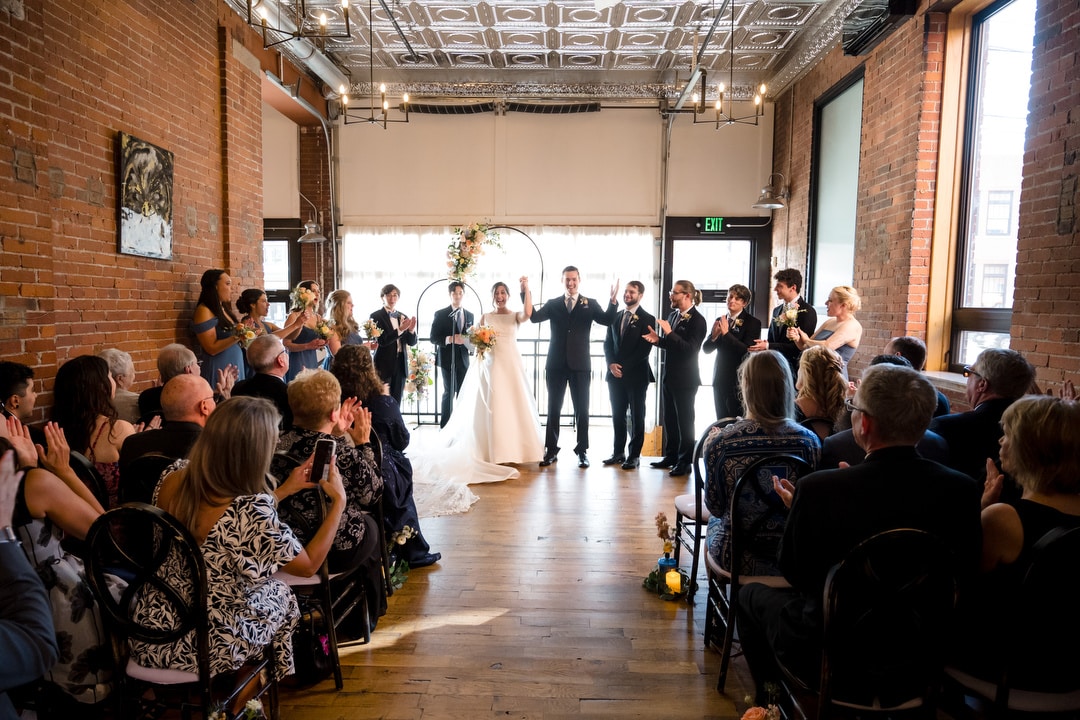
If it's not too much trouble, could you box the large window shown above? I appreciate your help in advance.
[950,0,1035,369]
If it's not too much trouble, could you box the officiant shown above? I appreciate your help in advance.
[430,281,474,427]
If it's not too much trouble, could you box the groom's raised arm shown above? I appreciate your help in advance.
[531,298,553,323]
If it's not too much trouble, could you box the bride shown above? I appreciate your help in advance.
[410,276,545,516]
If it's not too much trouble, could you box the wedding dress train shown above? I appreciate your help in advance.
[410,311,544,517]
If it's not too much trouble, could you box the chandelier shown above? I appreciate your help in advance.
[246,0,352,49]
[339,0,410,127]
[672,0,767,129]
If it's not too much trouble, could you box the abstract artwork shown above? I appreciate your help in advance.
[118,131,173,259]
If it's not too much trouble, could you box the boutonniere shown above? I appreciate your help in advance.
[681,311,691,321]
[733,318,743,328]
[630,313,639,324]
[580,298,589,307]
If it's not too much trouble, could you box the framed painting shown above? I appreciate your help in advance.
[117,131,174,259]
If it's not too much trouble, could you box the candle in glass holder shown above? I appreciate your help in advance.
[665,569,682,594]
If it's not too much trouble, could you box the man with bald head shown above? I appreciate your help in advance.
[232,334,292,429]
[120,373,214,481]
[137,343,200,423]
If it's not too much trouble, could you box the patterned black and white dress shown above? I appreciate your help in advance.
[129,490,301,679]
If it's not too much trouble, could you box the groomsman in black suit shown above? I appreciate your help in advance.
[748,268,817,382]
[531,266,619,468]
[644,280,708,477]
[603,281,655,470]
[369,284,418,404]
[702,283,763,419]
[429,281,474,427]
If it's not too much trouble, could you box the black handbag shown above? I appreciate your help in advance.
[289,594,333,686]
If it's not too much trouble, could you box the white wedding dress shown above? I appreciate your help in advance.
[410,310,545,517]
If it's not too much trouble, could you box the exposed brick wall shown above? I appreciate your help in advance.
[0,0,266,419]
[1010,0,1080,388]
[298,125,334,296]
[772,0,1079,407]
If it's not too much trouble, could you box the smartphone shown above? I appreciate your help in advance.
[310,438,336,484]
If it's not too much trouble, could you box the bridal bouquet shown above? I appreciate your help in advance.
[362,319,383,339]
[291,284,316,310]
[447,222,501,282]
[405,347,434,404]
[315,320,334,340]
[468,324,497,359]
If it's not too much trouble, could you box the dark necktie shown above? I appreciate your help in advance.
[455,310,463,332]
[620,310,630,336]
[566,296,575,313]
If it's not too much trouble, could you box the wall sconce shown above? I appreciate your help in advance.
[297,192,327,243]
[752,173,789,210]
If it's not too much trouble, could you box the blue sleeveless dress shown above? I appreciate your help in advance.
[193,315,247,385]
[286,325,321,382]
[813,328,856,381]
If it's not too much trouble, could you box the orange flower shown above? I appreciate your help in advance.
[741,708,768,720]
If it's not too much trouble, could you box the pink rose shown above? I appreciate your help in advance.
[742,708,768,720]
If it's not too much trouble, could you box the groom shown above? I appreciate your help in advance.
[429,281,474,427]
[531,266,619,468]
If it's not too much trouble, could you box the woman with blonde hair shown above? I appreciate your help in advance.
[325,289,364,356]
[131,396,346,682]
[954,395,1080,689]
[788,285,863,379]
[283,280,329,382]
[794,345,847,441]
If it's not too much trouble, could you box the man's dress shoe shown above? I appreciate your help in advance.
[602,455,626,466]
[650,459,676,469]
[621,458,640,470]
[577,453,590,468]
[409,552,441,569]
[669,465,691,477]
[539,451,558,467]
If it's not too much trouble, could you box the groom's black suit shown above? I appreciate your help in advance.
[531,295,617,455]
[656,306,707,469]
[369,307,418,404]
[429,304,474,427]
[603,306,655,461]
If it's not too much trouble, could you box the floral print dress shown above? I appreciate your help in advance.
[129,490,302,679]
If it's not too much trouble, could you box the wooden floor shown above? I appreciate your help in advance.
[279,426,755,719]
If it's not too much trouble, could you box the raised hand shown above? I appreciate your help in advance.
[0,450,25,528]
[982,458,1004,509]
[1,415,37,469]
[36,421,71,476]
[348,405,373,446]
[656,318,672,335]
[610,278,621,304]
[643,326,661,345]
[719,315,730,336]
[772,475,795,508]
[336,396,361,435]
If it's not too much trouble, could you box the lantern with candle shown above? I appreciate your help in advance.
[644,512,689,599]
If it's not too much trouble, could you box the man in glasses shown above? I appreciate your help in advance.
[929,347,1035,496]
[736,364,980,705]
[233,334,293,430]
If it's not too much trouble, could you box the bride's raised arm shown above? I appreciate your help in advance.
[517,276,533,322]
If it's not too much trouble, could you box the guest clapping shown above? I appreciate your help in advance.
[787,285,862,379]
[702,284,762,419]
[51,355,136,508]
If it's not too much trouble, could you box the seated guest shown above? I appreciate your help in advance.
[929,347,1036,491]
[793,346,847,441]
[952,395,1080,690]
[819,355,949,467]
[0,448,58,719]
[138,343,199,423]
[119,374,214,486]
[788,285,863,380]
[271,370,388,632]
[736,364,981,703]
[51,355,136,508]
[233,335,292,429]
[329,345,440,568]
[704,350,820,576]
[0,422,118,708]
[132,397,344,684]
[98,348,141,424]
[884,336,950,416]
[0,361,44,445]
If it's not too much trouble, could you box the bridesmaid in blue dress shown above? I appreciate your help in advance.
[788,285,863,380]
[236,289,306,377]
[326,289,368,358]
[192,269,246,386]
[283,280,328,382]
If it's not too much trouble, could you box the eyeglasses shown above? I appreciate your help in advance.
[669,290,685,296]
[963,366,981,379]
[844,398,869,415]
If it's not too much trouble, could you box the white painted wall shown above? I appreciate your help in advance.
[262,102,300,218]
[333,104,774,227]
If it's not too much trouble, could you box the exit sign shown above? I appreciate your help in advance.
[702,217,724,233]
